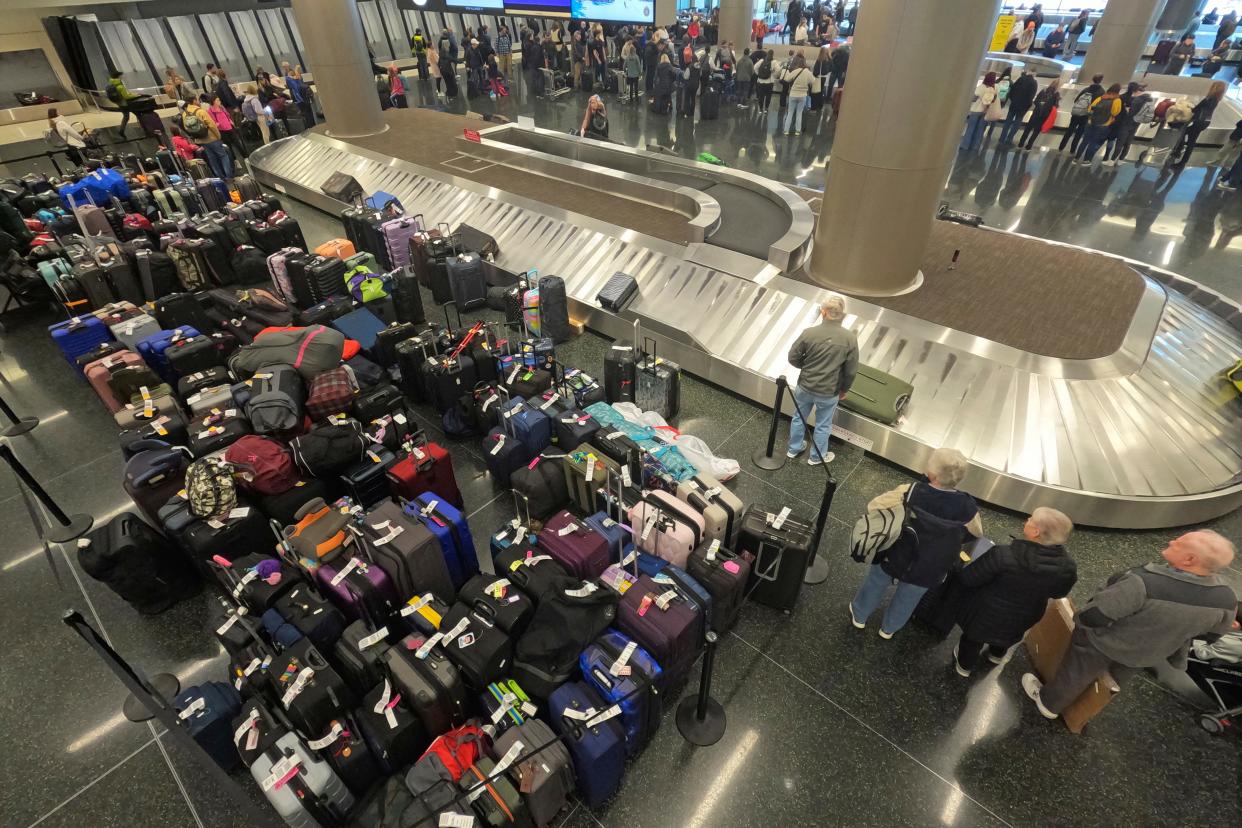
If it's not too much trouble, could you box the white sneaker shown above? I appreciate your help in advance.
[952,645,971,678]
[1021,673,1059,719]
[988,647,1012,666]
[877,628,894,640]
[848,604,865,629]
[786,449,803,459]
[808,452,835,466]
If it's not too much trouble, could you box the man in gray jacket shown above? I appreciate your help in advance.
[1023,530,1238,720]
[786,295,858,465]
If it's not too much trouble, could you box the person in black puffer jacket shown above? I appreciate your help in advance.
[951,508,1078,676]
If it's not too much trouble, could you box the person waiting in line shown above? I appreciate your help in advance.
[998,68,1038,147]
[962,71,998,152]
[580,95,609,140]
[213,67,240,114]
[644,35,661,96]
[440,27,460,65]
[1215,11,1237,49]
[1041,24,1065,58]
[1209,117,1242,169]
[387,65,407,108]
[427,39,444,97]
[200,63,218,99]
[1166,35,1196,75]
[411,28,430,80]
[163,68,192,102]
[735,48,755,107]
[622,41,642,102]
[828,42,849,93]
[105,70,141,137]
[477,24,492,52]
[776,50,797,110]
[1017,78,1059,152]
[683,58,701,119]
[46,108,88,167]
[1024,3,1044,32]
[180,95,232,179]
[681,40,696,70]
[1005,20,1037,54]
[241,85,271,146]
[786,295,857,465]
[1058,73,1104,155]
[850,448,984,638]
[1074,83,1123,165]
[1166,81,1228,169]
[208,96,243,160]
[687,13,701,45]
[167,124,200,163]
[950,508,1077,677]
[716,42,736,80]
[754,49,777,114]
[1064,10,1089,58]
[280,62,314,127]
[571,31,587,90]
[1198,38,1231,77]
[589,29,608,87]
[1023,531,1238,721]
[982,69,1012,143]
[653,53,677,115]
[698,47,713,94]
[496,25,513,79]
[1100,82,1141,166]
[465,39,486,95]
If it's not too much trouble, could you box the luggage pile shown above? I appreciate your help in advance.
[44,178,821,826]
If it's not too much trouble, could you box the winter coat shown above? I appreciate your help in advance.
[869,482,982,588]
[955,539,1078,647]
[1007,74,1038,113]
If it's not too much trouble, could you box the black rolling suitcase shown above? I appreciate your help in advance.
[77,511,200,614]
[454,224,499,261]
[596,271,638,312]
[701,82,721,120]
[343,206,390,268]
[383,635,469,737]
[635,349,681,420]
[426,235,455,305]
[316,714,382,797]
[604,333,638,404]
[536,275,571,343]
[737,504,815,611]
[391,265,426,324]
[447,252,488,310]
[332,619,392,697]
[356,679,429,773]
[247,221,287,256]
[272,638,354,737]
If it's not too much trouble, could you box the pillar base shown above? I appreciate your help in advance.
[326,123,391,141]
[802,269,925,299]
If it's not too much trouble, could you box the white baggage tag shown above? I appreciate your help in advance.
[330,557,362,586]
[641,514,657,541]
[374,524,404,545]
[358,627,389,650]
[229,506,250,519]
[621,466,632,488]
[564,582,598,598]
[704,487,722,498]
[620,549,637,566]
[539,394,559,411]
[178,697,206,719]
[493,740,525,776]
[490,699,511,724]
[245,727,259,752]
[307,721,344,750]
[602,517,616,528]
[233,710,260,745]
[416,632,444,659]
[486,578,510,598]
[400,594,433,617]
[610,641,637,677]
[366,449,382,464]
[420,500,439,516]
[610,344,630,351]
[654,589,678,610]
[215,612,242,636]
[281,667,314,707]
[707,539,721,561]
[440,812,475,828]
[521,701,538,717]
[394,412,407,425]
[588,704,622,726]
[234,675,244,692]
[561,707,596,722]
[260,755,301,792]
[442,617,470,645]
[124,323,135,336]
[526,554,551,565]
[512,526,526,545]
[373,679,394,714]
[772,506,791,531]
[584,455,595,480]
[231,570,258,598]
[224,408,237,418]
[606,431,624,440]
[507,366,520,384]
[556,522,578,537]
[490,435,506,455]
[243,657,262,676]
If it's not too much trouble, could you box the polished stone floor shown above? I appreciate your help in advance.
[3,83,1242,828]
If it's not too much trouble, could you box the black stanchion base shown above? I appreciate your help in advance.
[804,555,830,584]
[46,514,94,544]
[2,417,39,437]
[751,449,788,471]
[123,673,181,723]
[677,696,727,746]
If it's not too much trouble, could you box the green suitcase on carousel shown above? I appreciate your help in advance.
[841,366,913,425]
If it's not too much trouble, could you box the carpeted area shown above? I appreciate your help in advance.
[321,108,692,244]
[793,188,1148,360]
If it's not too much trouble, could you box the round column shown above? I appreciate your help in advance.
[1157,0,1204,32]
[807,0,1001,296]
[1079,0,1168,86]
[290,0,386,139]
[716,0,756,52]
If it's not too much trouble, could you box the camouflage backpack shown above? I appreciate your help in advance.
[185,457,237,519]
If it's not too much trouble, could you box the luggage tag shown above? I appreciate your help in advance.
[441,616,470,646]
[588,704,622,726]
[370,520,404,546]
[610,640,637,677]
[706,539,721,561]
[374,680,402,729]
[481,393,500,412]
[637,593,654,617]
[486,578,510,599]
[439,812,475,828]
[231,569,258,598]
[261,754,302,792]
[281,667,315,707]
[640,513,657,542]
[178,696,206,719]
[561,706,597,722]
[585,455,596,481]
[414,632,444,660]
[565,582,598,598]
[556,521,579,537]
[400,594,433,618]
[539,393,559,411]
[506,366,521,385]
[654,589,678,611]
[622,465,632,488]
[329,557,362,586]
[215,610,245,636]
[770,506,792,531]
[366,449,383,464]
[723,560,741,574]
[493,740,525,776]
[307,721,345,751]
[358,627,388,650]
[233,709,260,747]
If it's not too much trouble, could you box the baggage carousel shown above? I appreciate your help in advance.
[248,113,1242,529]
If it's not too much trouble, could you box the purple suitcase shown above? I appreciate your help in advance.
[536,510,610,580]
[315,555,400,623]
[381,215,423,270]
[614,573,702,691]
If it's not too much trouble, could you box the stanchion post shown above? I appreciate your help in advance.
[784,383,838,585]
[0,440,92,543]
[676,631,727,746]
[751,376,789,471]
[0,392,40,436]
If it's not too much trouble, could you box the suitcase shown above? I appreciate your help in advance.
[840,365,913,424]
[596,271,638,312]
[454,223,499,261]
[184,383,234,419]
[457,573,535,636]
[175,682,244,770]
[615,573,702,691]
[382,215,424,270]
[118,409,190,454]
[316,714,383,797]
[737,504,816,611]
[391,265,426,325]
[78,510,199,614]
[123,441,188,524]
[267,247,305,304]
[462,757,532,827]
[187,409,252,457]
[353,383,406,430]
[248,222,288,256]
[499,398,552,458]
[603,340,638,404]
[405,493,479,590]
[1025,598,1121,734]
[246,364,306,436]
[315,238,356,260]
[552,409,599,450]
[332,308,388,355]
[177,366,230,398]
[537,510,610,580]
[332,619,392,698]
[342,207,390,268]
[491,542,569,608]
[701,87,721,120]
[305,366,358,421]
[341,443,399,512]
[580,630,663,756]
[686,540,751,632]
[383,634,469,736]
[153,292,214,333]
[489,718,572,827]
[385,438,464,510]
[50,315,113,370]
[84,350,146,412]
[165,334,225,378]
[438,602,514,689]
[373,322,420,368]
[271,638,354,737]
[316,553,400,623]
[676,473,743,546]
[300,295,354,327]
[628,489,705,568]
[231,698,287,767]
[107,312,161,350]
[114,393,184,432]
[510,456,570,521]
[447,252,487,310]
[562,445,619,515]
[484,426,532,487]
[257,478,330,525]
[545,682,625,809]
[356,679,430,773]
[635,350,681,421]
[250,732,355,827]
[272,215,308,251]
[359,500,456,601]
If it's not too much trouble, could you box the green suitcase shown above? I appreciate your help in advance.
[841,366,913,425]
[562,444,620,514]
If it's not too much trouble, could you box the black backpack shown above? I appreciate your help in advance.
[77,512,199,614]
[289,418,369,478]
[230,245,268,284]
[757,59,772,80]
[1088,96,1115,127]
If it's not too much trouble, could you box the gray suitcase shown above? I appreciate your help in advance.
[491,718,574,828]
[596,272,638,312]
[185,384,234,419]
[249,732,355,828]
[359,500,457,601]
[108,312,161,350]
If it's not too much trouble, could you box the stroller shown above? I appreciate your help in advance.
[1187,632,1242,734]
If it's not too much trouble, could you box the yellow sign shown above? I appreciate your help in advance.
[990,14,1017,51]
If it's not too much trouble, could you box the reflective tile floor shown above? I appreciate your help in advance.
[3,83,1242,828]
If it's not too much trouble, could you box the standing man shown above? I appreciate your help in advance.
[411,28,430,80]
[735,48,755,107]
[181,94,233,180]
[496,24,513,80]
[200,63,218,97]
[1023,531,1239,721]
[1064,10,1089,59]
[998,68,1038,147]
[786,295,858,465]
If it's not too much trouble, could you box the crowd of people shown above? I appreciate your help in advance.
[785,296,1240,722]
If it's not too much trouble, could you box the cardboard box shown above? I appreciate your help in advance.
[1024,597,1120,734]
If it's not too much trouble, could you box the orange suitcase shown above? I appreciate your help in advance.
[314,238,356,260]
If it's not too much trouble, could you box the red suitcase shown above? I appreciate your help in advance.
[385,437,463,509]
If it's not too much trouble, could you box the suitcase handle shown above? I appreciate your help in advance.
[511,489,532,530]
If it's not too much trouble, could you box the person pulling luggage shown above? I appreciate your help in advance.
[785,295,857,465]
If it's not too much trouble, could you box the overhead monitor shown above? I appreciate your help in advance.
[504,0,572,19]
[571,0,653,24]
[447,0,505,10]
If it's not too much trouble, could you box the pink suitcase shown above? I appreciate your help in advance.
[84,350,145,412]
[627,490,705,568]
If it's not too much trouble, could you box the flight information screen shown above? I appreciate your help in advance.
[571,0,653,24]
[504,0,572,19]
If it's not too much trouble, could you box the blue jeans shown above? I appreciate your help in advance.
[850,563,929,635]
[997,107,1025,145]
[961,112,986,150]
[202,139,233,179]
[1077,124,1109,161]
[784,95,810,132]
[787,384,838,461]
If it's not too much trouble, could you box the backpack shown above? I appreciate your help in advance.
[850,486,914,563]
[1088,96,1115,127]
[289,418,369,478]
[185,457,237,519]
[224,435,299,495]
[1071,88,1094,117]
[106,83,122,104]
[757,59,772,80]
[421,723,488,781]
[1133,97,1156,124]
[182,107,209,139]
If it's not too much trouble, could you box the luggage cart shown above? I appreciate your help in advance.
[539,68,572,100]
[1138,121,1187,166]
[1187,635,1242,735]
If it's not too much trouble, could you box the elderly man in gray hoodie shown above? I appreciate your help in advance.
[786,295,858,465]
[1023,530,1239,719]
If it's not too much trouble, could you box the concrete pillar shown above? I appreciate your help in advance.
[1156,0,1203,33]
[1079,0,1167,85]
[807,0,1000,296]
[290,0,386,139]
[655,0,679,31]
[717,0,755,51]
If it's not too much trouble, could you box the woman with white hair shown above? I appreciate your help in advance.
[849,447,984,638]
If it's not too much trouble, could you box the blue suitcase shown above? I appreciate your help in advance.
[136,326,201,384]
[331,308,387,353]
[50,315,114,373]
[545,681,626,809]
[500,397,552,457]
[483,426,531,487]
[582,511,626,561]
[406,492,479,590]
[580,631,663,757]
[173,681,244,770]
